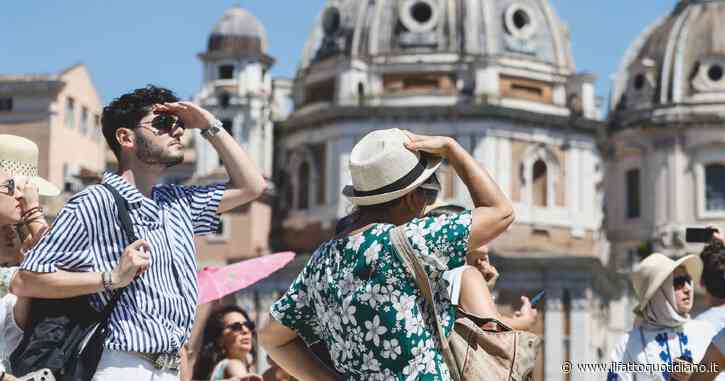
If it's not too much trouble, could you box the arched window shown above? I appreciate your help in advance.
[705,164,725,211]
[532,159,548,207]
[297,162,311,210]
[626,169,641,219]
[520,145,560,208]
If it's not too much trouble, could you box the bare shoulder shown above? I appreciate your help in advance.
[224,358,250,376]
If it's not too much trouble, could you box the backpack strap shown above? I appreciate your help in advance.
[389,226,462,381]
[99,183,139,322]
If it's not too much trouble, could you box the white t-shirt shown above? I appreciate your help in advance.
[608,320,716,381]
[0,293,23,372]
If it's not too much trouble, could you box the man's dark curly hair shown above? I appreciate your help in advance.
[700,240,725,299]
[101,85,179,159]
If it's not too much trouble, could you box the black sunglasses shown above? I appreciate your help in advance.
[673,275,692,290]
[0,178,15,196]
[226,321,255,333]
[139,114,185,135]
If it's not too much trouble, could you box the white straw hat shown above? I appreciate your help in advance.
[0,134,60,196]
[342,129,442,206]
[631,252,702,314]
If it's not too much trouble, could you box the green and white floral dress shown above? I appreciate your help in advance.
[271,211,472,381]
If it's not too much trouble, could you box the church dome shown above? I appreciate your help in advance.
[299,0,574,73]
[207,6,268,56]
[611,0,725,127]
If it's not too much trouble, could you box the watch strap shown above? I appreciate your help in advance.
[201,119,223,139]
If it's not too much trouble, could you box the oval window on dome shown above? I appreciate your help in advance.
[513,9,530,30]
[504,4,537,40]
[399,0,439,33]
[322,7,341,36]
[708,65,724,82]
[411,2,433,23]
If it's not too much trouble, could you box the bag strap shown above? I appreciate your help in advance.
[99,183,139,322]
[389,226,462,381]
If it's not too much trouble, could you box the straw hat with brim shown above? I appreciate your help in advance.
[631,252,703,313]
[342,128,442,206]
[0,134,60,196]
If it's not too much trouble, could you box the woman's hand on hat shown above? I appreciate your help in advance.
[402,131,456,158]
[154,101,216,130]
[18,180,40,211]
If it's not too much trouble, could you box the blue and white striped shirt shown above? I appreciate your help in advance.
[21,172,225,353]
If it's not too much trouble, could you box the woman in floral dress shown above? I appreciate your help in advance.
[260,129,515,380]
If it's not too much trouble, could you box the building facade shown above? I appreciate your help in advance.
[272,1,621,379]
[606,0,725,328]
[0,64,106,216]
[191,7,284,269]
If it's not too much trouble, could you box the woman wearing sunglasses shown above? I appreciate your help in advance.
[608,253,716,380]
[194,305,262,381]
[0,135,60,381]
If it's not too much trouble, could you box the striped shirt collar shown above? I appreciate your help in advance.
[102,172,145,204]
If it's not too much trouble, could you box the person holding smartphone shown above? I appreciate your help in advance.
[607,252,716,381]
[426,204,538,331]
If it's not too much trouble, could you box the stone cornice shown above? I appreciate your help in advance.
[609,104,725,132]
[490,255,629,299]
[282,104,603,134]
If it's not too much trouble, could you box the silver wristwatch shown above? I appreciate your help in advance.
[201,119,223,139]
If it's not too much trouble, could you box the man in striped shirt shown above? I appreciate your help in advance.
[10,85,267,381]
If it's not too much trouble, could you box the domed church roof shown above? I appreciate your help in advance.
[611,0,725,124]
[207,6,268,56]
[299,0,575,73]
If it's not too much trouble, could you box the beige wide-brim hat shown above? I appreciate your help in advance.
[0,134,60,196]
[631,252,702,313]
[342,128,442,206]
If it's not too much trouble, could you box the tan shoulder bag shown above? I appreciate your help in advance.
[390,226,542,381]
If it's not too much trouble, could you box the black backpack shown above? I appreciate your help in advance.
[11,184,135,380]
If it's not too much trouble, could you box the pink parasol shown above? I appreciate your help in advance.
[197,251,295,305]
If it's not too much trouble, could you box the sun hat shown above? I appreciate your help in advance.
[631,252,702,313]
[342,128,442,206]
[0,134,61,196]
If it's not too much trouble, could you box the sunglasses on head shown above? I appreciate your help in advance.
[226,321,255,333]
[0,178,15,196]
[139,113,184,135]
[673,274,692,290]
[419,174,441,205]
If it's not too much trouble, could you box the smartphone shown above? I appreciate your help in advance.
[530,290,545,307]
[685,227,717,243]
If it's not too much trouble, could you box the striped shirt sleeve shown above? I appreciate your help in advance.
[21,204,92,273]
[177,183,226,235]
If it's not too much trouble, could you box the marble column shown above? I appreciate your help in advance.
[544,288,564,381]
[569,288,593,381]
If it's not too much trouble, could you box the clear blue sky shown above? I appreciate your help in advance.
[1,0,678,107]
